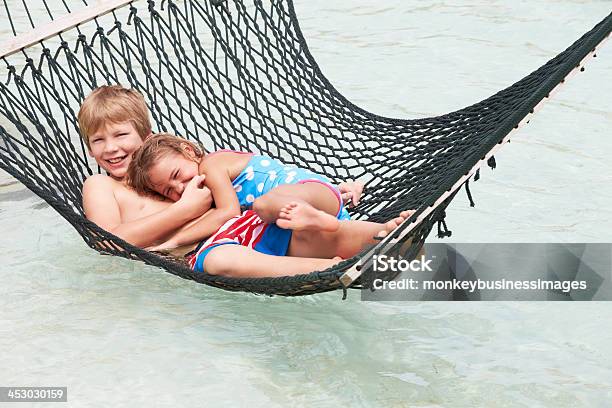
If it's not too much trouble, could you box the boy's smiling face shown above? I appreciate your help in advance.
[88,121,145,180]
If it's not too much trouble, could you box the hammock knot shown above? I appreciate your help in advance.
[106,22,121,36]
[74,34,87,53]
[54,42,70,60]
[20,58,34,77]
[128,6,138,25]
[38,49,51,71]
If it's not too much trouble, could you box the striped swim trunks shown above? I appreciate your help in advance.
[187,210,292,273]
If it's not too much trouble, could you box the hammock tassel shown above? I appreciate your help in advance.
[341,283,348,300]
[487,155,496,169]
[5,66,15,85]
[474,168,480,181]
[436,211,453,238]
[465,179,475,207]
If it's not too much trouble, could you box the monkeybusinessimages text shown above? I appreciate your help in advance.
[372,255,587,293]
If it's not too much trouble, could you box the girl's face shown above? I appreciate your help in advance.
[147,152,200,201]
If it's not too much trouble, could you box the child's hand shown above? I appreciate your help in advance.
[338,181,364,207]
[177,175,213,217]
[146,239,179,253]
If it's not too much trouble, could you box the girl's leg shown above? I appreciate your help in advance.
[252,183,340,226]
[204,244,341,278]
[288,211,413,259]
[204,210,414,278]
[276,200,340,232]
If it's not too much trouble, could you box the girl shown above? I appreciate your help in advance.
[127,133,364,249]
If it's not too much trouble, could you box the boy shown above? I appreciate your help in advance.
[79,85,214,248]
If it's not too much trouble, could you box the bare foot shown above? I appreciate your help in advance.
[276,201,340,232]
[376,210,415,239]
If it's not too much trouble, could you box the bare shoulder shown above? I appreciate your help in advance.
[200,151,227,166]
[82,174,123,225]
[83,173,115,189]
[82,174,124,199]
[200,151,251,177]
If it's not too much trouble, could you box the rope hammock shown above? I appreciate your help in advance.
[0,1,610,297]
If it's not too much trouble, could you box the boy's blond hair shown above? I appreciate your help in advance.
[127,133,204,195]
[78,85,151,146]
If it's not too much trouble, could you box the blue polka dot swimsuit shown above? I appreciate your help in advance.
[232,154,351,220]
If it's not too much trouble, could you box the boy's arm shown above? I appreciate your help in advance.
[150,203,236,249]
[82,174,211,248]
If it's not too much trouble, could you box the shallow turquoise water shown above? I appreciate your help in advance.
[1,1,612,407]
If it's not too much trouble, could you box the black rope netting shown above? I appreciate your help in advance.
[0,0,610,296]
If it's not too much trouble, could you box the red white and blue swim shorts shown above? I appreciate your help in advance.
[187,210,293,273]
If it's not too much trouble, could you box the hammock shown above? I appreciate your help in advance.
[0,1,610,297]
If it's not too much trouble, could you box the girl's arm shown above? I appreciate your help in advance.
[151,157,242,249]
[199,154,243,224]
[338,181,365,207]
[198,156,240,233]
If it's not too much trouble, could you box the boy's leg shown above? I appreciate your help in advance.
[204,244,341,278]
[287,211,413,259]
[252,183,341,224]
